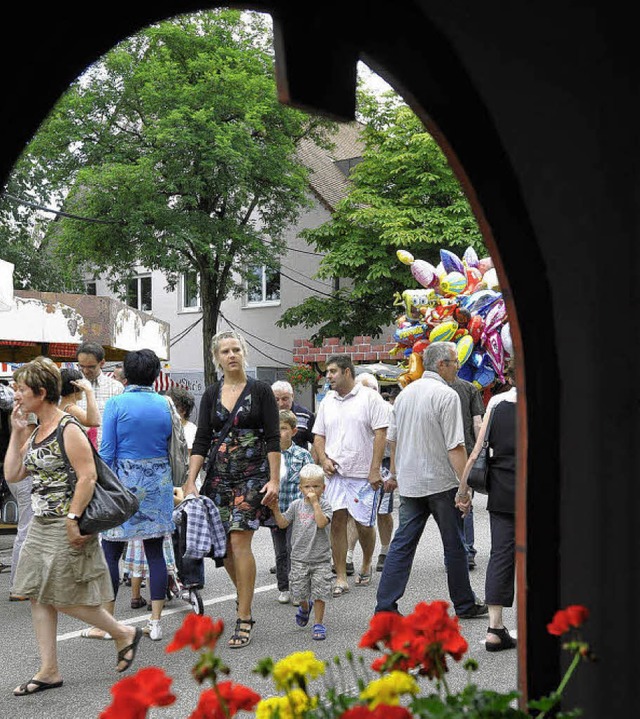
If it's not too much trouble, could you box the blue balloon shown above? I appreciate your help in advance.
[457,362,474,381]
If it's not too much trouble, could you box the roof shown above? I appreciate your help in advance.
[297,121,365,211]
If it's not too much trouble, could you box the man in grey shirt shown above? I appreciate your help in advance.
[375,342,488,619]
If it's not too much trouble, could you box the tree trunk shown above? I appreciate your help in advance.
[200,274,222,387]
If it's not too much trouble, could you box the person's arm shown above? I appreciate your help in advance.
[473,415,483,439]
[460,408,493,486]
[63,422,99,547]
[183,386,216,496]
[3,404,33,482]
[67,378,101,427]
[269,501,290,529]
[314,434,336,476]
[368,427,387,489]
[384,440,399,493]
[308,492,330,529]
[259,385,281,506]
[99,398,118,469]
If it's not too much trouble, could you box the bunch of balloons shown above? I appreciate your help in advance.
[391,246,512,389]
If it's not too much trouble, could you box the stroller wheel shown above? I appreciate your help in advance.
[188,589,204,615]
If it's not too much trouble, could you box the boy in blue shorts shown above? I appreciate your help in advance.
[268,464,333,640]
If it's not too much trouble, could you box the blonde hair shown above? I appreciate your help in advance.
[210,330,249,370]
[299,464,325,484]
[13,356,62,403]
[279,409,297,429]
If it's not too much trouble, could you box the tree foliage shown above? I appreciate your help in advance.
[278,93,486,344]
[0,9,336,382]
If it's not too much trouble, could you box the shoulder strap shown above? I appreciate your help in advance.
[206,379,253,465]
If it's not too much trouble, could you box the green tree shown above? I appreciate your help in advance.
[0,9,335,382]
[278,93,486,344]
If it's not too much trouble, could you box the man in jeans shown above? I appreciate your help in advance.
[375,342,487,619]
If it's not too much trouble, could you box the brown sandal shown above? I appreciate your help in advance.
[228,618,255,649]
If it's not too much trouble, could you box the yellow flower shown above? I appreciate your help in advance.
[272,651,325,691]
[256,689,317,719]
[360,671,419,709]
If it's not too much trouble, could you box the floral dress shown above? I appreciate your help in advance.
[201,390,273,532]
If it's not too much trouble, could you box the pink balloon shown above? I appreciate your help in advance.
[478,257,494,275]
[483,330,505,381]
[482,299,507,336]
[411,259,437,288]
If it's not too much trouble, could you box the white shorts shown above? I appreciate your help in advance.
[324,475,380,527]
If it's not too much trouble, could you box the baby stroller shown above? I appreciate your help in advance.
[172,494,227,615]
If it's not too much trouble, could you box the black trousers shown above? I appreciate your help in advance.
[484,511,515,607]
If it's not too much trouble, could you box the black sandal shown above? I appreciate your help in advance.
[228,618,255,649]
[485,626,517,652]
[116,627,143,672]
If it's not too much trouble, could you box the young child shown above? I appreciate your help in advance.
[272,409,313,604]
[269,463,333,640]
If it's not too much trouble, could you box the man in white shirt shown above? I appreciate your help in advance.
[375,341,488,619]
[313,355,389,596]
[75,342,124,447]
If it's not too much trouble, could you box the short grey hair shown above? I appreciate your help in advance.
[210,330,249,370]
[272,380,294,395]
[355,372,379,391]
[423,341,457,371]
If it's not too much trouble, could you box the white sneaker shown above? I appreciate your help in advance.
[145,619,163,641]
[278,591,291,604]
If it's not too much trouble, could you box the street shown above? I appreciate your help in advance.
[0,493,518,718]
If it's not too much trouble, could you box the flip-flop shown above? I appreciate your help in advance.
[14,678,63,696]
[332,584,349,598]
[312,623,327,640]
[116,627,143,673]
[355,572,372,587]
[295,601,314,627]
[80,627,112,640]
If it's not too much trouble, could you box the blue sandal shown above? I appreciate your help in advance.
[295,601,314,627]
[312,623,327,640]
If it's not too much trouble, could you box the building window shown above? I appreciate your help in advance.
[85,281,97,295]
[180,270,200,312]
[246,265,280,305]
[126,275,152,312]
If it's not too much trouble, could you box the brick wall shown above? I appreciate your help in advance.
[292,336,398,365]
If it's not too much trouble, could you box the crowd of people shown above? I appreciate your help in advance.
[0,330,517,699]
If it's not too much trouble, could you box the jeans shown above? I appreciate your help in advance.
[271,525,292,592]
[463,506,476,558]
[375,488,476,615]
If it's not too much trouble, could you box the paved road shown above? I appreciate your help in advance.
[0,493,518,718]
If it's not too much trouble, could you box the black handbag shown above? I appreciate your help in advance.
[57,417,140,536]
[467,408,495,495]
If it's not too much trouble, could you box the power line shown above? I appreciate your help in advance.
[170,315,203,346]
[279,270,335,297]
[220,314,290,367]
[219,311,293,354]
[278,261,333,289]
[3,193,122,225]
[261,236,324,257]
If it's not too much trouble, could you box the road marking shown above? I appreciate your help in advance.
[57,583,278,642]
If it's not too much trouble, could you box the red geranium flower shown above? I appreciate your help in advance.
[359,612,405,649]
[100,667,176,719]
[189,681,261,719]
[547,604,589,636]
[166,614,225,653]
[341,706,413,719]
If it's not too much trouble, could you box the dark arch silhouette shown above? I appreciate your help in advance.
[1,2,635,715]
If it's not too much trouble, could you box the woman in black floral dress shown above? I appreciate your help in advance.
[183,331,280,648]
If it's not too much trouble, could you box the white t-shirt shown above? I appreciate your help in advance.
[312,383,389,479]
[182,421,197,450]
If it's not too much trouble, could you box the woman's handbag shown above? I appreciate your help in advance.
[467,408,495,495]
[166,396,190,488]
[57,418,139,536]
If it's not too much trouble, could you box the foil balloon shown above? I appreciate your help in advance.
[460,289,501,316]
[440,248,465,274]
[465,266,483,293]
[440,271,467,296]
[398,351,424,387]
[467,314,484,344]
[394,323,427,345]
[456,334,474,366]
[453,306,471,326]
[469,349,485,369]
[396,249,438,289]
[462,246,480,268]
[393,288,437,317]
[478,256,494,275]
[472,360,496,390]
[457,361,474,382]
[435,261,446,279]
[483,299,507,336]
[501,322,513,356]
[483,267,500,290]
[429,320,458,343]
[412,338,430,354]
[483,330,505,380]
